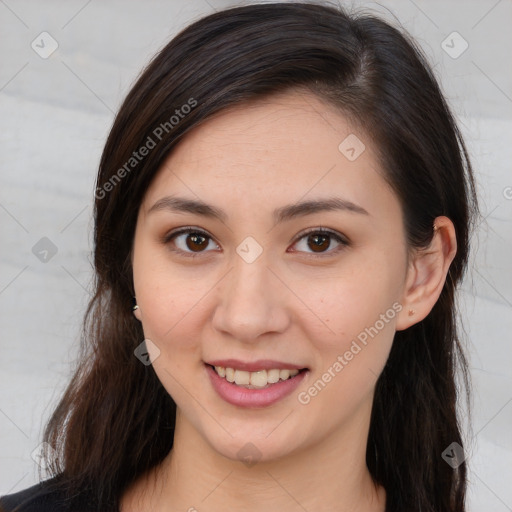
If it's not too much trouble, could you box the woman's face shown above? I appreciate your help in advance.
[132,89,410,463]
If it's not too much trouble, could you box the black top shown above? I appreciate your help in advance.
[0,476,101,512]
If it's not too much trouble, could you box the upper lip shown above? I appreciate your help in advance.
[205,359,307,372]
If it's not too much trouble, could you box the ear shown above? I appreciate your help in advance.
[396,216,457,331]
[133,304,142,322]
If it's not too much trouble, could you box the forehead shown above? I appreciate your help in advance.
[142,89,397,221]
[168,90,366,175]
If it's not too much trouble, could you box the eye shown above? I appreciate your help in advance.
[163,226,349,259]
[290,227,349,257]
[163,227,219,258]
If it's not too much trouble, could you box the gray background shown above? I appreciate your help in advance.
[0,0,511,509]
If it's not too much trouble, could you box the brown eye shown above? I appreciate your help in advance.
[291,228,348,256]
[185,232,209,252]
[307,233,331,252]
[164,227,218,257]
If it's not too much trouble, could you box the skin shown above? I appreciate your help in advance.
[122,89,457,512]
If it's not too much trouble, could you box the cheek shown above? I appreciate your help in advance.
[132,244,205,349]
[297,252,404,400]
[298,278,398,421]
[302,262,403,346]
[138,287,192,338]
[133,267,207,402]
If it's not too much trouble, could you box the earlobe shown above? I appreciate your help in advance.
[396,216,457,331]
[133,303,142,322]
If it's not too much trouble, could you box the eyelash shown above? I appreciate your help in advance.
[162,226,349,259]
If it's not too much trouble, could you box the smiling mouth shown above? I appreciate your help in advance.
[207,364,308,389]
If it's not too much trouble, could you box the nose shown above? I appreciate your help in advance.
[211,252,290,343]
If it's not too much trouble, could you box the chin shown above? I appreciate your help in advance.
[200,422,300,466]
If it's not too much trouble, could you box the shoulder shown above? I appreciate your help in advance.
[0,476,69,512]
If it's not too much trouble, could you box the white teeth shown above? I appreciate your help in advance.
[250,370,268,388]
[267,369,280,383]
[279,369,290,380]
[225,367,235,383]
[212,365,302,387]
[234,370,250,386]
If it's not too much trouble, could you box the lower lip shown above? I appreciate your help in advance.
[205,364,308,408]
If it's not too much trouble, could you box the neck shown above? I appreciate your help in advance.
[126,404,386,512]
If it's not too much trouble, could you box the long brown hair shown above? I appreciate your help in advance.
[33,2,478,511]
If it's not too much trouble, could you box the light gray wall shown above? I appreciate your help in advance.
[1,1,511,510]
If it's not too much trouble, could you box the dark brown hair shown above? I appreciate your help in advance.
[32,2,478,511]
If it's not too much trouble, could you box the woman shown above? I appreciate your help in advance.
[0,2,478,511]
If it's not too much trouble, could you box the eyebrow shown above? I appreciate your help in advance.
[147,195,369,224]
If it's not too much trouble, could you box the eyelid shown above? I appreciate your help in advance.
[162,226,349,258]
[162,226,211,243]
[161,226,219,258]
[288,227,349,256]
